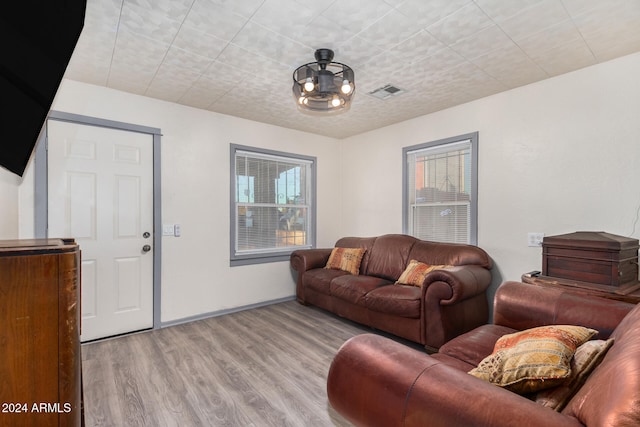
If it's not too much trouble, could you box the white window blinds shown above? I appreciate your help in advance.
[404,135,477,244]
[232,147,314,264]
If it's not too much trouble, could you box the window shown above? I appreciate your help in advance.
[403,132,478,245]
[230,144,316,266]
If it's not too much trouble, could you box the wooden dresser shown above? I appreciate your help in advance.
[0,239,82,427]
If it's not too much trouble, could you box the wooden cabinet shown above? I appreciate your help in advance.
[0,239,82,427]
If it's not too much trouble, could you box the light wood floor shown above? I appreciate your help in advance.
[82,300,386,426]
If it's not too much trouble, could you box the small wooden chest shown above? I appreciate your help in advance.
[542,231,639,287]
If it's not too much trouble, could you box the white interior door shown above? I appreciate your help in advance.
[47,119,154,342]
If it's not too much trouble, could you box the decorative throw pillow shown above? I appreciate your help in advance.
[325,247,366,275]
[468,325,598,394]
[534,338,614,411]
[395,259,451,287]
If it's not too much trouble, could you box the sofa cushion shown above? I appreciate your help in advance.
[395,259,451,287]
[408,240,492,269]
[534,338,614,411]
[304,268,350,295]
[439,324,517,366]
[330,275,392,305]
[430,353,476,372]
[469,325,597,394]
[325,247,366,275]
[364,285,422,318]
[366,234,417,280]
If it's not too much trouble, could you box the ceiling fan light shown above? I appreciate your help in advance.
[303,77,315,92]
[331,95,341,107]
[341,79,352,94]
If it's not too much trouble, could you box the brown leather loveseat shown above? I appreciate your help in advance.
[290,234,492,351]
[327,281,640,426]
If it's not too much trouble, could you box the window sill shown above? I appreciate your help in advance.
[230,252,296,267]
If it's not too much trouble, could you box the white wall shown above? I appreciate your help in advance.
[15,80,342,323]
[0,170,20,239]
[340,52,640,303]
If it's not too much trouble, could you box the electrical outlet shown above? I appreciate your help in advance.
[174,224,181,237]
[528,232,544,247]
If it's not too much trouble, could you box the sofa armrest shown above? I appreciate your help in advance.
[422,265,492,304]
[328,334,584,427]
[420,266,492,349]
[290,248,332,273]
[290,248,333,304]
[494,281,634,338]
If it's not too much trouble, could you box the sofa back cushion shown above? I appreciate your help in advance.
[335,234,492,280]
[562,302,640,425]
[365,234,417,280]
[494,282,634,338]
[407,240,492,269]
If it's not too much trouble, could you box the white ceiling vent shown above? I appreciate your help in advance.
[367,84,405,100]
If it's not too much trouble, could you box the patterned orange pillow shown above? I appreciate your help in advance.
[468,325,597,394]
[325,247,366,275]
[395,259,451,287]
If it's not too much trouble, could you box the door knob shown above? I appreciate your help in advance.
[143,232,150,238]
[142,244,151,253]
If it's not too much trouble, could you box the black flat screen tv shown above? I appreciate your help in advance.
[0,1,86,176]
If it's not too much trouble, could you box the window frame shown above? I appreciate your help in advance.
[230,144,316,266]
[402,132,478,245]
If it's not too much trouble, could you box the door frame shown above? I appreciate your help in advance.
[35,110,163,332]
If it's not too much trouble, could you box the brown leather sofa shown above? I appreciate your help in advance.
[290,234,493,351]
[327,281,640,427]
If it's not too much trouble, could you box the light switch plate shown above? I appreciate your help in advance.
[528,232,544,247]
[162,224,174,236]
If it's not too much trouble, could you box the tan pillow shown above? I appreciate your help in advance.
[534,338,614,411]
[395,259,451,287]
[468,325,598,394]
[325,247,366,275]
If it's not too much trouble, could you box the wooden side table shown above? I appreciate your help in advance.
[521,274,640,304]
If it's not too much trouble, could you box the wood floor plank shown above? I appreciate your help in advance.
[82,349,121,426]
[81,301,387,426]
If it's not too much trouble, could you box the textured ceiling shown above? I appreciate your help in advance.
[64,0,640,139]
